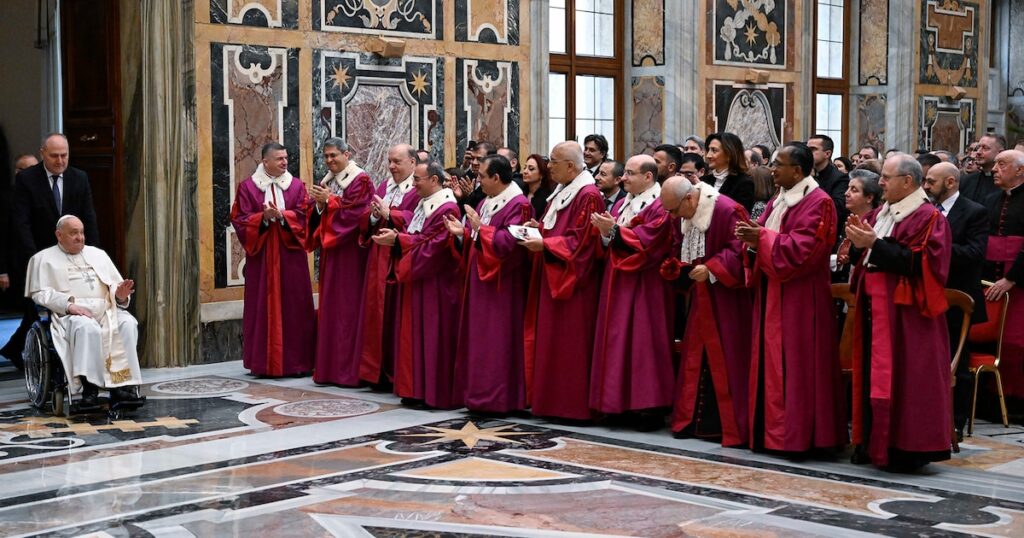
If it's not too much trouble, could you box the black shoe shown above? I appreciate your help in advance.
[78,383,102,411]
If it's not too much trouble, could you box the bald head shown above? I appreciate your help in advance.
[623,154,658,193]
[549,141,586,184]
[993,149,1024,191]
[387,143,418,181]
[660,176,697,219]
[923,162,961,203]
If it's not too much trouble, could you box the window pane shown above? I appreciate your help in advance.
[829,6,844,43]
[596,0,615,13]
[595,14,615,57]
[575,11,595,56]
[828,42,843,78]
[549,73,566,118]
[598,120,615,157]
[596,76,615,120]
[549,119,566,149]
[575,75,595,119]
[576,119,596,143]
[815,93,844,155]
[577,0,594,10]
[549,7,566,54]
[817,5,830,41]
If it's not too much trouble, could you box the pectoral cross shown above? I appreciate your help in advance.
[79,267,97,290]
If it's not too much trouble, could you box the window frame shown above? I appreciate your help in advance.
[811,0,851,156]
[548,0,626,159]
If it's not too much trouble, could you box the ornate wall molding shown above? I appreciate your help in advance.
[456,58,518,154]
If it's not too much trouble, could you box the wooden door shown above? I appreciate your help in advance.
[60,0,124,267]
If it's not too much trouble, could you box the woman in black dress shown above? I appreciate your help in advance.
[701,132,755,212]
[523,154,554,219]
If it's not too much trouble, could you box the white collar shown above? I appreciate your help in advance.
[481,182,524,224]
[387,173,415,194]
[251,163,294,192]
[383,173,415,207]
[321,160,364,193]
[616,183,661,226]
[682,182,719,234]
[764,175,818,232]
[939,190,959,214]
[409,188,457,234]
[878,187,930,227]
[43,166,63,180]
[542,170,596,229]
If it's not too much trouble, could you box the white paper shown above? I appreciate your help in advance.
[508,225,542,240]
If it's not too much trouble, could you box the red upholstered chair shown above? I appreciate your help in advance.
[966,284,1011,435]
[944,289,973,453]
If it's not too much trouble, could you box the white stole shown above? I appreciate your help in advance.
[679,182,720,263]
[542,170,596,229]
[764,175,819,232]
[383,174,415,207]
[616,183,661,226]
[320,160,365,195]
[409,188,457,233]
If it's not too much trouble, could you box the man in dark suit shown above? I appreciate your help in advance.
[807,134,850,235]
[960,134,1005,204]
[0,133,100,366]
[595,159,625,211]
[924,161,989,438]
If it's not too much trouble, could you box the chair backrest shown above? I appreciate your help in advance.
[969,284,1011,365]
[831,283,856,371]
[944,289,973,377]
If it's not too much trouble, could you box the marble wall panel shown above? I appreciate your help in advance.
[855,94,887,153]
[455,0,519,45]
[632,0,665,66]
[712,82,785,151]
[919,96,976,154]
[712,0,786,69]
[631,76,664,156]
[315,0,442,39]
[919,0,979,88]
[209,0,298,28]
[456,59,519,155]
[314,51,443,185]
[858,0,888,85]
[211,43,300,289]
[1009,1,1024,96]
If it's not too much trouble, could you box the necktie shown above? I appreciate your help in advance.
[935,202,945,214]
[51,175,61,214]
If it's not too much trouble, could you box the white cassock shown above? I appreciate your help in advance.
[24,245,142,394]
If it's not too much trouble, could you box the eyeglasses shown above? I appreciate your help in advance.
[879,173,909,182]
[769,161,797,168]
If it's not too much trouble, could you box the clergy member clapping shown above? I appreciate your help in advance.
[25,215,143,410]
[588,154,675,430]
[444,154,533,414]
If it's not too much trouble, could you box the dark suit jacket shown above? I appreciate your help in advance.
[12,163,100,280]
[983,186,1024,285]
[815,162,850,244]
[602,188,626,212]
[0,181,11,277]
[960,170,1000,204]
[944,194,989,322]
[701,172,755,212]
[529,185,553,219]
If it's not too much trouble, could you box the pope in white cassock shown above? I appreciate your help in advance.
[25,215,142,409]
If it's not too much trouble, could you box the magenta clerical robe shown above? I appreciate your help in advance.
[851,200,952,467]
[747,187,846,452]
[455,194,533,413]
[392,196,463,409]
[665,194,753,447]
[231,175,315,377]
[525,175,605,420]
[356,178,419,385]
[306,168,374,386]
[589,197,675,414]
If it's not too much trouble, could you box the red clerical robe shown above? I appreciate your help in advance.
[747,185,846,452]
[231,174,315,377]
[525,174,605,420]
[455,192,533,413]
[851,199,952,467]
[306,167,374,386]
[986,236,1024,397]
[589,195,675,414]
[665,193,753,447]
[392,193,463,409]
[356,177,419,385]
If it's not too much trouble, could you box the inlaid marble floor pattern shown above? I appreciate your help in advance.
[1,362,1024,537]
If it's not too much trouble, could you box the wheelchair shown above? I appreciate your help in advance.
[22,309,145,418]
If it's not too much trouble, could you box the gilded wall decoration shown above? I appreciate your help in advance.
[315,0,442,39]
[855,94,886,153]
[314,51,443,185]
[858,0,888,85]
[919,0,979,88]
[210,44,300,288]
[632,0,665,66]
[631,76,664,155]
[456,59,519,155]
[712,82,785,151]
[918,96,975,154]
[209,0,299,28]
[455,0,519,45]
[1009,1,1024,96]
[713,0,787,69]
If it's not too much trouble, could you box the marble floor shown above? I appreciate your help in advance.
[1,362,1024,537]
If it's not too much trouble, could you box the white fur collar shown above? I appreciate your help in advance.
[251,163,293,192]
[764,175,818,232]
[321,160,364,194]
[679,182,720,264]
[872,187,930,239]
[383,173,415,206]
[542,170,596,229]
[481,182,524,225]
[616,182,661,226]
[409,188,457,233]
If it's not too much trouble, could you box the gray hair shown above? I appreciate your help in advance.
[323,137,349,152]
[849,169,882,206]
[55,214,79,231]
[890,153,924,186]
[41,132,68,147]
[931,150,959,167]
[424,160,446,183]
[664,176,695,199]
[553,141,585,169]
[684,135,705,150]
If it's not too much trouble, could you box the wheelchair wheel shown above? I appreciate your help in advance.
[52,388,65,417]
[23,323,52,410]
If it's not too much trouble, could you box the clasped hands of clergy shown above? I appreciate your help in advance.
[67,279,135,318]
